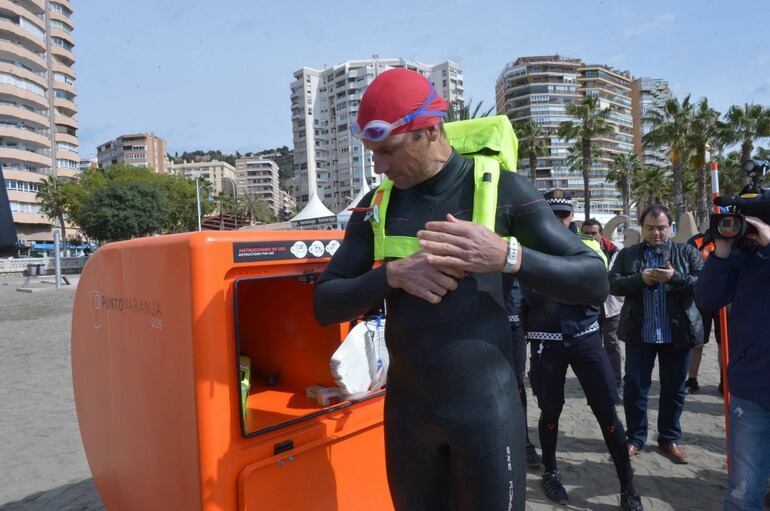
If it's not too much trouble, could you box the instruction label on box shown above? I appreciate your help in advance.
[233,240,339,262]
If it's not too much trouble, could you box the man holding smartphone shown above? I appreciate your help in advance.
[609,205,703,464]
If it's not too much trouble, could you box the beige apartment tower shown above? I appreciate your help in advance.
[170,160,237,196]
[96,133,168,173]
[496,55,635,215]
[235,157,283,218]
[577,63,634,214]
[496,55,582,188]
[2,0,79,250]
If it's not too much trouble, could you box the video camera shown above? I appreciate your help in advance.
[709,159,770,245]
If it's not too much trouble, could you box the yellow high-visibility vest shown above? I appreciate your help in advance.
[370,115,518,261]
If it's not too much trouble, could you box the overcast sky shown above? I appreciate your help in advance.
[73,0,770,156]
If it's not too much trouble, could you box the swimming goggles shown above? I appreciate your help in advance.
[349,88,446,142]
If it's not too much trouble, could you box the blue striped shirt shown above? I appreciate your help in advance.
[642,246,672,344]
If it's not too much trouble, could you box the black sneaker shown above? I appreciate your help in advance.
[541,469,569,505]
[621,490,644,511]
[526,441,542,468]
[685,377,700,394]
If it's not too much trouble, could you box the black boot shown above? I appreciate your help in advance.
[685,377,700,394]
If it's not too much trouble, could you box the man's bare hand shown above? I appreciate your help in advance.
[651,262,674,283]
[745,216,770,247]
[417,214,513,273]
[385,252,465,304]
[641,268,657,286]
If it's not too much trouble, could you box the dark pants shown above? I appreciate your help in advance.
[624,342,692,448]
[700,308,722,344]
[532,333,633,490]
[601,314,622,387]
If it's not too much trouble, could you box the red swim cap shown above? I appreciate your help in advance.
[357,68,448,137]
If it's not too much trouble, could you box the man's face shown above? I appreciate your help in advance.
[553,210,573,228]
[642,213,671,246]
[581,224,602,242]
[364,131,431,189]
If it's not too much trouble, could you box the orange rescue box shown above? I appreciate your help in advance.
[71,231,392,511]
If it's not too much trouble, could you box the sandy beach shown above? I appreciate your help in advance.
[0,276,728,510]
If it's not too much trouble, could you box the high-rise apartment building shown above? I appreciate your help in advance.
[290,57,464,211]
[577,64,634,214]
[235,157,283,217]
[2,0,79,249]
[496,55,635,214]
[170,160,237,196]
[430,60,464,113]
[632,77,671,168]
[278,189,296,221]
[495,55,582,188]
[96,133,168,173]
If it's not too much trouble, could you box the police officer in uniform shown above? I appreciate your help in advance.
[522,190,642,510]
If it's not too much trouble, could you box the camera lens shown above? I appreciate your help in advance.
[718,216,742,238]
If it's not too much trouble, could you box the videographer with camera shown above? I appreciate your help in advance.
[695,159,770,511]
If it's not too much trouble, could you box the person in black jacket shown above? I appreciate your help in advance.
[609,205,703,465]
[694,215,770,511]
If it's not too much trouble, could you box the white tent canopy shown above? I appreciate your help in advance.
[290,193,334,222]
[290,191,336,229]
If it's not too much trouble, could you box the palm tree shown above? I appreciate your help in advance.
[558,96,613,220]
[565,143,601,175]
[36,175,70,243]
[674,166,698,214]
[513,119,547,188]
[238,193,274,225]
[631,165,669,212]
[643,94,695,221]
[606,153,638,217]
[213,192,232,230]
[445,99,494,122]
[688,98,722,228]
[721,103,770,165]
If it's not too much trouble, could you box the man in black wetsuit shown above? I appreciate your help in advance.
[521,190,643,510]
[313,69,608,511]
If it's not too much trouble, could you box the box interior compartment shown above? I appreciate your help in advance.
[234,274,351,436]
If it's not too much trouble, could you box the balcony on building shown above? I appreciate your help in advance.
[50,41,74,66]
[0,16,46,55]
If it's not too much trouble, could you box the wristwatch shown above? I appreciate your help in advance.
[502,237,520,273]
